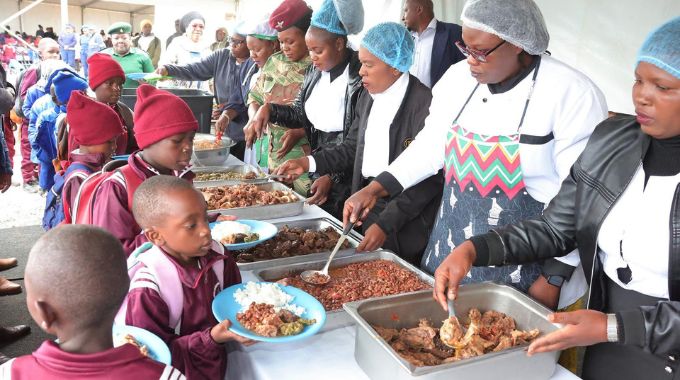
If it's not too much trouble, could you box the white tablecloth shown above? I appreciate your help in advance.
[217,156,581,380]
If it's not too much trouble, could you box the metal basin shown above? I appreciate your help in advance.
[343,283,560,380]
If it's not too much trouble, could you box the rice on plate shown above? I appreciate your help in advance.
[234,281,305,316]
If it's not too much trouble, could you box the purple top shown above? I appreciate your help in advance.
[3,340,184,379]
[125,247,242,380]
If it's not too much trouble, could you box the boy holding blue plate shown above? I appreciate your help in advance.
[0,225,186,379]
[123,175,251,380]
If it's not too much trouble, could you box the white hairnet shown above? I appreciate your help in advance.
[637,16,680,79]
[461,0,549,55]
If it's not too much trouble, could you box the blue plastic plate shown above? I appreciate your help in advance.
[125,73,148,80]
[111,154,130,161]
[212,282,326,343]
[209,220,278,250]
[112,324,171,365]
[126,73,172,81]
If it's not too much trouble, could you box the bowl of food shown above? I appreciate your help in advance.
[210,220,278,250]
[212,281,326,343]
[192,133,236,167]
[112,324,171,365]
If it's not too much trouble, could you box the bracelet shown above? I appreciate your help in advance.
[606,313,619,343]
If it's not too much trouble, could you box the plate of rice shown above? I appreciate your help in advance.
[112,324,171,365]
[212,281,326,343]
[210,220,277,250]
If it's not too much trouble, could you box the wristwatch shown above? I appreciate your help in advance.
[544,274,565,288]
[606,313,619,343]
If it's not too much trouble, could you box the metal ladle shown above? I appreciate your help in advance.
[300,221,356,285]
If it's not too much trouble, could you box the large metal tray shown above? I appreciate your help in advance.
[249,250,434,332]
[234,217,363,271]
[193,165,269,187]
[343,283,560,380]
[199,181,305,220]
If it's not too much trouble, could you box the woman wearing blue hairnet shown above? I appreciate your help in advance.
[275,22,444,266]
[345,0,606,312]
[245,0,364,218]
[431,16,680,380]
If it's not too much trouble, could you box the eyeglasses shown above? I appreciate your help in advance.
[455,40,505,63]
[229,38,246,47]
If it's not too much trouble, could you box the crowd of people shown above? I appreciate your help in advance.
[0,0,678,379]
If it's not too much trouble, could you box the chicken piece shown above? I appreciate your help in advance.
[511,328,540,345]
[373,325,399,342]
[277,309,298,323]
[399,322,437,351]
[254,324,278,337]
[480,310,516,343]
[439,316,465,347]
[492,335,514,352]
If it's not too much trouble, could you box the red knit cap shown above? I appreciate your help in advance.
[269,0,312,31]
[67,91,124,146]
[133,85,198,149]
[87,53,125,90]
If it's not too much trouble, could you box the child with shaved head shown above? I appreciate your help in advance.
[123,175,249,380]
[0,225,185,379]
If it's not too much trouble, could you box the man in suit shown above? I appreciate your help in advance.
[402,0,465,88]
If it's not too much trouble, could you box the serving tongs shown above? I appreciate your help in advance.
[300,221,356,285]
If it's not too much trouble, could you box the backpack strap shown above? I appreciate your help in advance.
[118,242,184,333]
[117,164,145,212]
[60,162,91,224]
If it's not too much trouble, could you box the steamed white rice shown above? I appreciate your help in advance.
[212,221,252,240]
[234,282,305,316]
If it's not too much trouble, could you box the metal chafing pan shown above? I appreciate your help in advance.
[191,133,236,167]
[193,165,269,187]
[343,283,560,380]
[233,217,363,271]
[248,250,434,332]
[198,181,305,220]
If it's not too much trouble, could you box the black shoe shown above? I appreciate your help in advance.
[0,352,11,365]
[0,325,30,344]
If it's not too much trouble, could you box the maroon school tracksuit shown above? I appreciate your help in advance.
[0,341,185,379]
[90,152,194,256]
[125,248,241,380]
[62,151,108,215]
[18,67,39,183]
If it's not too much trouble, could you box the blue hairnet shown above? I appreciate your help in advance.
[461,0,549,55]
[311,0,363,35]
[636,17,680,79]
[361,22,414,72]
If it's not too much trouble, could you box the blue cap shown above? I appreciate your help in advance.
[311,0,363,35]
[636,16,680,79]
[51,70,88,104]
[361,22,414,73]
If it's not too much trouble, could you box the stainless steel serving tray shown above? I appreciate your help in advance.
[193,165,269,187]
[234,217,363,271]
[249,250,434,332]
[343,283,560,380]
[198,181,305,220]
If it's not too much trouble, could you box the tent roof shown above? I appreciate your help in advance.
[41,0,154,14]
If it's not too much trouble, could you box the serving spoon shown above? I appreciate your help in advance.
[300,221,356,285]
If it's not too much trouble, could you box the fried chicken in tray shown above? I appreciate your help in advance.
[201,184,299,210]
[373,309,539,367]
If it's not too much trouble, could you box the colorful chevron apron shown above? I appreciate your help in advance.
[421,59,546,293]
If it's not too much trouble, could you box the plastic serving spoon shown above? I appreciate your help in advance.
[300,221,356,285]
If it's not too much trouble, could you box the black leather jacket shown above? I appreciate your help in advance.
[473,115,680,357]
[269,49,363,155]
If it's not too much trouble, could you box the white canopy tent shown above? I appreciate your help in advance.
[1,0,678,113]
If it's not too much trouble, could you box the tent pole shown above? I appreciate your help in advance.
[61,0,68,30]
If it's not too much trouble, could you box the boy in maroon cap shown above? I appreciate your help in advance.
[61,91,125,222]
[86,53,137,155]
[78,84,197,255]
[0,225,186,379]
[123,176,250,380]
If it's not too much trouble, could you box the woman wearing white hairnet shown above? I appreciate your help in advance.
[161,11,212,89]
[276,22,444,266]
[433,17,680,380]
[345,0,606,314]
